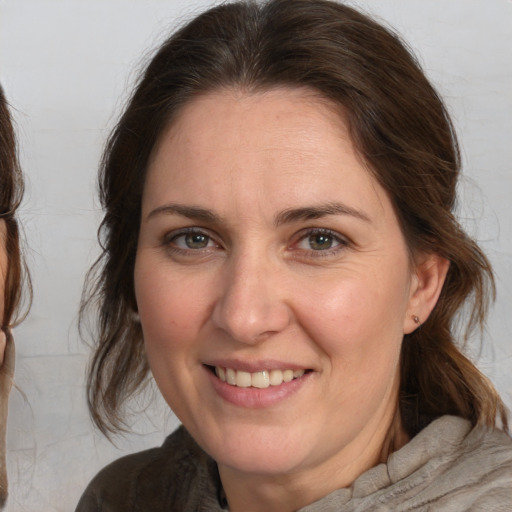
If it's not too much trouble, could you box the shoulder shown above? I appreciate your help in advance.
[75,426,219,512]
[399,416,512,509]
[343,416,512,511]
[452,419,512,508]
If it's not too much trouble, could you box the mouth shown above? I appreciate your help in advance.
[210,366,309,389]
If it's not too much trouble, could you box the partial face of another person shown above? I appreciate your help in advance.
[0,220,7,361]
[0,219,8,507]
[135,88,431,481]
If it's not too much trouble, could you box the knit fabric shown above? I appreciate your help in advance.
[76,415,512,511]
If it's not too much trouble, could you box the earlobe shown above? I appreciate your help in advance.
[404,253,450,334]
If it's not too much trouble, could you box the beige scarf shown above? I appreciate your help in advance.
[0,330,14,509]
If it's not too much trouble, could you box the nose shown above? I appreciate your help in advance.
[211,253,292,344]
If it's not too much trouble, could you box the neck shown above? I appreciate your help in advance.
[219,407,409,512]
[379,406,410,462]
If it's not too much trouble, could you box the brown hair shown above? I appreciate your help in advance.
[0,86,27,328]
[82,0,508,436]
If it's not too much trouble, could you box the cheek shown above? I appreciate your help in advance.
[296,270,408,372]
[134,264,209,413]
[134,263,211,358]
[298,278,406,423]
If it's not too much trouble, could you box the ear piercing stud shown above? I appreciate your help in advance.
[413,315,420,325]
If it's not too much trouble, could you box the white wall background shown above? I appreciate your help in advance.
[0,0,511,510]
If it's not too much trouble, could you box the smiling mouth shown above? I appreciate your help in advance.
[212,366,308,389]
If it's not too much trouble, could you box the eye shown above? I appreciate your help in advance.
[165,228,218,251]
[290,228,349,260]
[296,230,343,251]
[300,232,338,251]
[175,232,212,249]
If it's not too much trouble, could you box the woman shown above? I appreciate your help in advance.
[0,86,27,508]
[77,1,512,510]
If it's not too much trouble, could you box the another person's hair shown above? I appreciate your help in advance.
[0,84,30,510]
[82,0,508,437]
[0,86,26,327]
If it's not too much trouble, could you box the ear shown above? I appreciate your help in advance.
[403,252,449,334]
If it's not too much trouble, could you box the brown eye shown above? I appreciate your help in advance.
[308,233,334,251]
[184,232,210,249]
[170,230,214,250]
[294,229,347,257]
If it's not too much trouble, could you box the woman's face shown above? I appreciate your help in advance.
[135,88,422,481]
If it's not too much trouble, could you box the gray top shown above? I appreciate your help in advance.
[76,415,512,511]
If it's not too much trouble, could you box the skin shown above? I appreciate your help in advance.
[0,220,10,507]
[0,220,6,363]
[134,88,448,512]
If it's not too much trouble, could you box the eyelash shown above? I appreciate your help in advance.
[162,228,221,255]
[161,227,349,259]
[291,228,349,259]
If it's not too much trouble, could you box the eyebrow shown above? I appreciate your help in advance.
[147,204,222,223]
[147,201,371,225]
[274,202,371,226]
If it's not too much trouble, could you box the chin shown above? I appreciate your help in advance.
[202,424,310,476]
[217,448,303,476]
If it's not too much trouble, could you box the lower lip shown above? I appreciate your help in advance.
[205,366,311,408]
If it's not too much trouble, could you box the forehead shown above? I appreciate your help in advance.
[151,86,351,160]
[143,87,392,225]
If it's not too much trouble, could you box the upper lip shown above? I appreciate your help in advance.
[204,359,311,373]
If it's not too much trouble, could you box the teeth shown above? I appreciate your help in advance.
[216,367,226,381]
[269,369,284,386]
[251,371,270,389]
[215,367,305,388]
[283,369,294,383]
[226,368,236,385]
[236,370,251,388]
